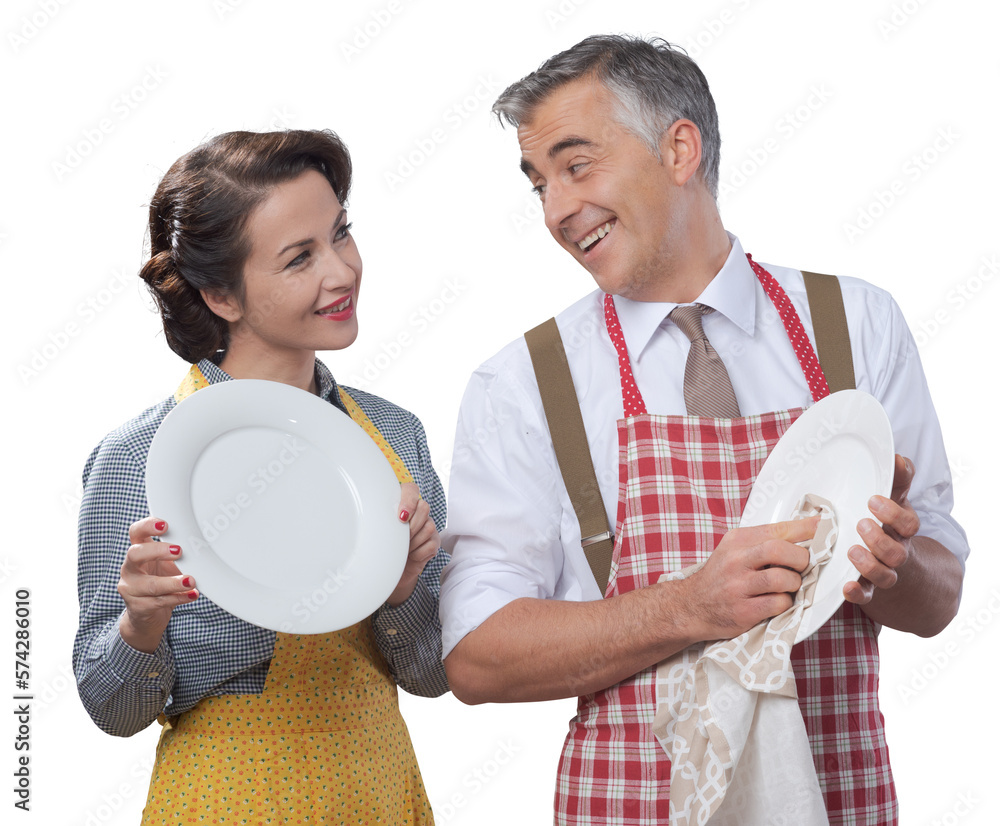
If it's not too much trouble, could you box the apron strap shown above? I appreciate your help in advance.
[524,318,614,594]
[338,388,414,485]
[801,271,857,393]
[523,265,855,594]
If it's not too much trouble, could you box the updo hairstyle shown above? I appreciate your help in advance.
[139,129,353,363]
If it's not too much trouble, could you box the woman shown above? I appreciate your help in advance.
[73,129,447,824]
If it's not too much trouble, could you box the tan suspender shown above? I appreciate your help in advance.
[801,271,857,394]
[524,272,855,594]
[524,319,616,593]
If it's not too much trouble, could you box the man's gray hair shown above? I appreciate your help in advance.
[493,34,721,198]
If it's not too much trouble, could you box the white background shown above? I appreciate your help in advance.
[3,0,998,823]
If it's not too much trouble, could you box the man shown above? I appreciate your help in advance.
[439,35,967,824]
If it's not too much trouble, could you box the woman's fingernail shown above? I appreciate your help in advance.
[182,576,192,588]
[169,545,181,555]
[187,590,198,600]
[399,509,410,521]
[155,521,167,531]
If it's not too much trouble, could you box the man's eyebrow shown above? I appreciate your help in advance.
[548,136,594,159]
[519,136,595,178]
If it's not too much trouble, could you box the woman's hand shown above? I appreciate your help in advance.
[118,517,198,654]
[386,482,440,607]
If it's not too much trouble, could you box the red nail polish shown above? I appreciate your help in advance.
[182,576,192,588]
[155,521,166,531]
[399,509,410,521]
[169,545,181,555]
[187,590,198,600]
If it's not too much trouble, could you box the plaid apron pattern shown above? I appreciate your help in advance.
[553,262,895,825]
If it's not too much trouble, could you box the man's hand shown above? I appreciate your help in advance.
[844,454,919,605]
[678,516,818,643]
[447,515,819,704]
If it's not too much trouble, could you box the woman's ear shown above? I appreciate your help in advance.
[200,289,242,323]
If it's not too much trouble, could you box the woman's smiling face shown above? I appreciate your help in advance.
[217,168,363,359]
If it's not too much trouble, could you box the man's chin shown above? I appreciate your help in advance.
[584,266,624,297]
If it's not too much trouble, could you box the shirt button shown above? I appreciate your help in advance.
[385,629,397,636]
[147,671,159,678]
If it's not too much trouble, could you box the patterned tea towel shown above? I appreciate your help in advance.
[651,494,839,826]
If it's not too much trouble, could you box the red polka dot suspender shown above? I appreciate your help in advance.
[604,254,831,416]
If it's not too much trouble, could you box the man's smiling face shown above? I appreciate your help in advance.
[516,77,687,301]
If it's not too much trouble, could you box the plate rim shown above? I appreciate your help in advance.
[145,379,408,633]
[738,389,895,642]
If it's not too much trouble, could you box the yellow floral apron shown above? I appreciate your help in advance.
[141,365,433,824]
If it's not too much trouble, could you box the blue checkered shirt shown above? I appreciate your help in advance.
[73,357,449,737]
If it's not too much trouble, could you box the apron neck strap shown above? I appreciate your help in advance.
[604,255,834,416]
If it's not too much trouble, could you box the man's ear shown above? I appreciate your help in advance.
[660,119,703,187]
[200,289,242,323]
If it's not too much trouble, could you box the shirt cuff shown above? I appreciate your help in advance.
[106,614,176,684]
[371,579,438,648]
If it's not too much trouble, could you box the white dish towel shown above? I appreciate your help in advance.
[651,494,838,826]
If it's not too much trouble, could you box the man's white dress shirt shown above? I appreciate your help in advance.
[439,235,968,657]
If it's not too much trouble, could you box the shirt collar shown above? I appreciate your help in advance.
[195,354,345,411]
[612,233,758,362]
[313,358,342,406]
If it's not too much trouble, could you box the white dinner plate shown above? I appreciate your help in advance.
[739,390,895,642]
[145,380,409,634]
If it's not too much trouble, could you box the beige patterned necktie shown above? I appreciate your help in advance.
[670,304,741,418]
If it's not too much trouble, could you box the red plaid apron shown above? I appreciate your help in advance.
[554,258,896,825]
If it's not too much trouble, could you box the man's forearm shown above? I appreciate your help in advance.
[445,582,698,704]
[860,536,963,636]
[446,519,823,703]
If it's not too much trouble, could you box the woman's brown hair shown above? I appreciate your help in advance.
[140,129,353,363]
